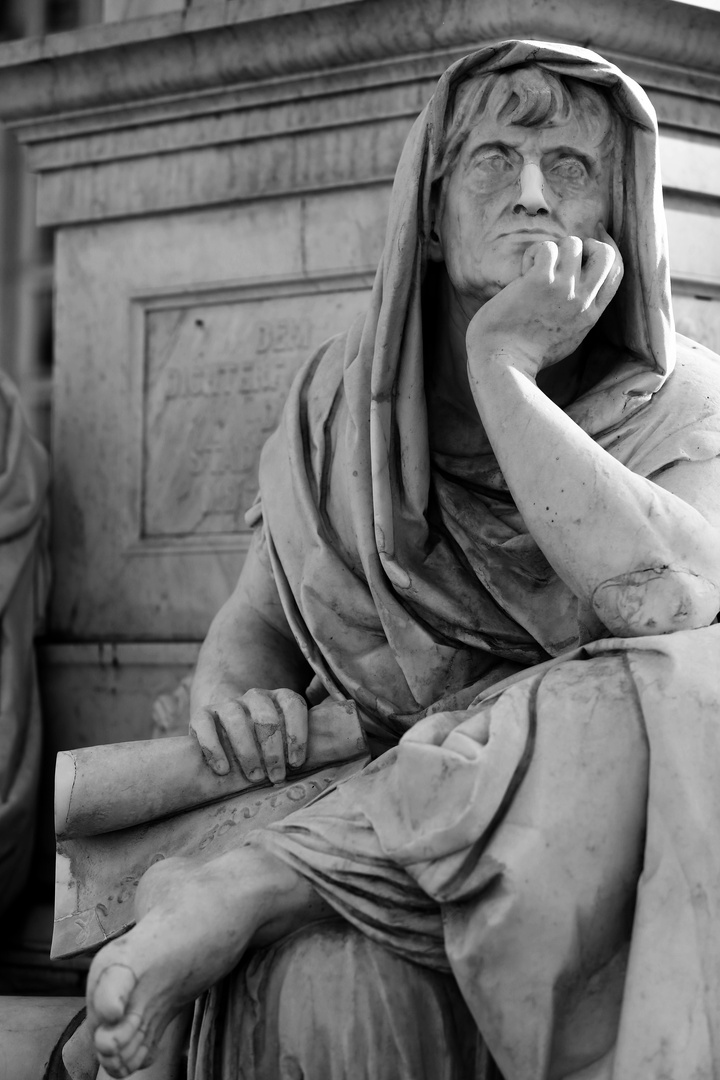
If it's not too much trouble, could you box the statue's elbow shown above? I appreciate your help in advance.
[591,566,720,638]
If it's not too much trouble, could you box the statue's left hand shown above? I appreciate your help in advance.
[190,686,308,783]
[466,225,624,377]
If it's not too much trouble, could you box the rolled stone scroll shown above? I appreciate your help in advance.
[52,699,369,960]
[55,698,366,840]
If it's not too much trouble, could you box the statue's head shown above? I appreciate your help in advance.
[427,65,621,314]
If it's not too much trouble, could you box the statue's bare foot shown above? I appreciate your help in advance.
[90,950,185,1077]
[87,847,326,1078]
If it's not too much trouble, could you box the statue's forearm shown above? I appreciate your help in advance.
[469,357,720,635]
[192,541,312,709]
[192,602,310,707]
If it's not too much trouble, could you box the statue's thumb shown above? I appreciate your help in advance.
[521,245,538,276]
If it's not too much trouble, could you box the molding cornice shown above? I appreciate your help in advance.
[0,0,719,127]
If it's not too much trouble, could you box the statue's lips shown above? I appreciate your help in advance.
[496,230,565,243]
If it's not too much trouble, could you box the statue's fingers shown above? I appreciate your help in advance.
[216,698,265,782]
[520,241,543,275]
[591,247,624,311]
[521,240,558,280]
[243,689,286,783]
[551,235,583,301]
[556,235,583,277]
[273,688,308,768]
[190,706,230,776]
[595,221,621,254]
[582,238,621,305]
[582,237,615,273]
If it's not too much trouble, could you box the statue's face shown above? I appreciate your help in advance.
[431,108,614,314]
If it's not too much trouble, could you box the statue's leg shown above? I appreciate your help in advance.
[440,654,649,1078]
[86,844,333,1078]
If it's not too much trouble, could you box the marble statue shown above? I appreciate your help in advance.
[0,371,48,916]
[78,40,720,1079]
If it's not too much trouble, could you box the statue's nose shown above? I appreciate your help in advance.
[513,162,550,216]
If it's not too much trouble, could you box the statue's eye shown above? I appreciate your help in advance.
[550,156,588,181]
[475,151,514,174]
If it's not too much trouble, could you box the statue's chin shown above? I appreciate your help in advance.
[472,271,520,305]
[479,253,528,298]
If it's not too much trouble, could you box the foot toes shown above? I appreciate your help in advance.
[94,1012,142,1055]
[118,1023,146,1056]
[124,1042,151,1074]
[92,963,138,1026]
[95,1052,130,1080]
[97,1023,151,1078]
[108,1020,146,1062]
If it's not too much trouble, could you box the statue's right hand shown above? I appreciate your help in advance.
[466,226,624,378]
[190,687,308,783]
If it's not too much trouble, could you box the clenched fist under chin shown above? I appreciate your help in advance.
[466,224,624,379]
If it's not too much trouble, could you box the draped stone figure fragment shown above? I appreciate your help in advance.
[0,372,49,918]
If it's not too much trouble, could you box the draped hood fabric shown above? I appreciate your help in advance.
[257,40,720,741]
[0,371,50,913]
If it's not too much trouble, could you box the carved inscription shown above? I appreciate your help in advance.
[142,289,369,538]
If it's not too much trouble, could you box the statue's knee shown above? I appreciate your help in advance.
[592,566,719,636]
[240,841,303,895]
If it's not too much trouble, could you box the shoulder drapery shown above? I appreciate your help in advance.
[0,371,50,913]
[256,41,720,742]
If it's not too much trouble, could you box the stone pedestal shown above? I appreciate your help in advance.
[0,0,719,760]
[0,996,82,1078]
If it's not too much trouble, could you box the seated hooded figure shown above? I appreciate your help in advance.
[84,41,720,1080]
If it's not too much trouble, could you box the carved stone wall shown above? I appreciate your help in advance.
[0,0,719,754]
[50,200,378,641]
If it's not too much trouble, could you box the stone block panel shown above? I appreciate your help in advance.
[49,187,384,640]
[673,294,720,355]
[135,277,371,548]
[666,203,720,289]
